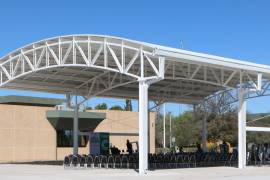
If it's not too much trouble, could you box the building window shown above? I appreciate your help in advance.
[57,130,88,147]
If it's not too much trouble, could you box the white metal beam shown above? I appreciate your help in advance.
[246,126,270,132]
[154,48,270,74]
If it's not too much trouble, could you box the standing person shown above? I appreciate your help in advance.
[196,143,203,154]
[223,141,229,154]
[126,139,133,154]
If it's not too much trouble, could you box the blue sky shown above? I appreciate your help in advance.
[0,0,270,115]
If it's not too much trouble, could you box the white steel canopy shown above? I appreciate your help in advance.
[0,35,269,105]
[1,34,270,174]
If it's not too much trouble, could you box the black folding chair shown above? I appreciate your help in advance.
[71,154,80,167]
[79,155,87,168]
[128,155,136,169]
[63,154,72,168]
[121,155,128,168]
[114,155,122,168]
[86,155,94,168]
[94,155,101,168]
[107,155,114,168]
[100,155,108,168]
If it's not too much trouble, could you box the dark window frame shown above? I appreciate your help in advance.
[57,130,88,147]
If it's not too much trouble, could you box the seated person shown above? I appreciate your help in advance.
[110,145,121,155]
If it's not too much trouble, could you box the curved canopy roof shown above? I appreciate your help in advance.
[0,35,269,104]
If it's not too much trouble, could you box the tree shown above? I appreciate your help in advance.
[95,103,108,110]
[207,111,238,146]
[86,106,92,110]
[155,110,201,148]
[109,105,124,110]
[196,97,238,146]
[156,96,238,149]
[154,96,270,150]
[172,111,201,147]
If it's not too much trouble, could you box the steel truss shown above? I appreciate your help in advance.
[0,35,268,104]
[0,36,165,97]
[202,79,270,107]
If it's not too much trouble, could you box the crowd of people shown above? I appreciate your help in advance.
[110,139,134,155]
[111,139,232,156]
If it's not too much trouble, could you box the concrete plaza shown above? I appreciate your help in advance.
[0,164,270,180]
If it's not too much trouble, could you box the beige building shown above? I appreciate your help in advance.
[0,96,155,163]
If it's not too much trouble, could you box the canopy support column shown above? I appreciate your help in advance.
[139,80,149,175]
[73,94,79,155]
[238,84,247,169]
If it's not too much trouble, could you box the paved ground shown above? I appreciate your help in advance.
[0,164,270,180]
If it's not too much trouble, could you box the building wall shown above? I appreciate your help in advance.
[0,104,156,162]
[0,105,56,162]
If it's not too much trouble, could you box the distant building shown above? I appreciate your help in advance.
[0,96,155,162]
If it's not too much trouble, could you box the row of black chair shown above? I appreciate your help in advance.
[247,143,270,166]
[149,152,237,169]
[149,153,196,169]
[63,152,238,169]
[64,154,139,169]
